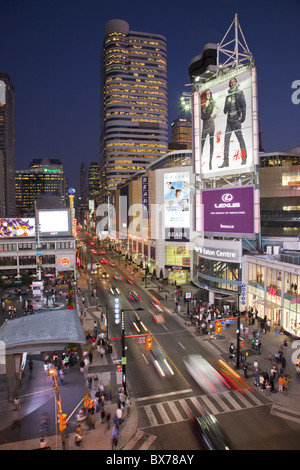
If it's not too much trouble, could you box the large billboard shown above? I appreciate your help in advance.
[193,66,258,178]
[38,209,71,236]
[0,218,35,238]
[164,171,190,241]
[202,186,255,237]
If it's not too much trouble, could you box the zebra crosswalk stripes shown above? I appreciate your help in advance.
[138,389,268,428]
[271,404,300,424]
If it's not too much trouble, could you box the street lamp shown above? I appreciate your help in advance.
[120,307,144,395]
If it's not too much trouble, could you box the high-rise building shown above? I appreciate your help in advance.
[0,73,15,217]
[89,161,101,207]
[100,19,168,202]
[170,118,192,150]
[80,162,88,201]
[15,158,68,216]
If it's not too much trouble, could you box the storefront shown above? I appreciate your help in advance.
[246,256,300,336]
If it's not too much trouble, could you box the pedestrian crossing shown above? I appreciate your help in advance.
[138,389,269,428]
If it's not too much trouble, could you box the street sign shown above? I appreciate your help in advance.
[112,358,122,364]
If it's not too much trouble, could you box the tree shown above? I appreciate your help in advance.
[159,269,164,279]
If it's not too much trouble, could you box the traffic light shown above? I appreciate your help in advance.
[241,340,245,347]
[146,336,152,350]
[59,413,67,431]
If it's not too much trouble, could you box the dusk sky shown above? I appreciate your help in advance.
[1,0,299,194]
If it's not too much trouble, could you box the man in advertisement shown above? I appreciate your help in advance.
[219,77,247,168]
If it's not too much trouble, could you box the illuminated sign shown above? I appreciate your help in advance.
[164,171,190,241]
[202,186,254,237]
[193,66,258,178]
[56,255,75,271]
[0,218,35,238]
[38,210,70,236]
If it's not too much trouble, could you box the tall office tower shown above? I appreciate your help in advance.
[15,158,68,216]
[0,73,15,217]
[100,19,168,203]
[89,161,101,207]
[170,118,192,150]
[80,162,88,201]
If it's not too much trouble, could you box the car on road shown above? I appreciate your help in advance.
[193,413,231,450]
[128,290,141,301]
[150,298,166,324]
[109,261,116,266]
[129,310,147,333]
[113,273,123,280]
[150,344,174,378]
[150,297,164,312]
[183,354,230,394]
[110,285,120,295]
[126,277,135,284]
[99,250,106,255]
[100,258,108,264]
[102,272,109,278]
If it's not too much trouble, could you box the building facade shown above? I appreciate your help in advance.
[15,158,68,217]
[99,19,168,202]
[0,73,15,218]
[171,118,192,149]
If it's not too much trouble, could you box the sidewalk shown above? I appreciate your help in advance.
[0,270,138,450]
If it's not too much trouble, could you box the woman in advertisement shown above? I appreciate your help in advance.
[200,89,220,170]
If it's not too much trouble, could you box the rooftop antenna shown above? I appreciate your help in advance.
[217,13,253,70]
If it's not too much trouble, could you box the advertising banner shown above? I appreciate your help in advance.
[194,67,255,178]
[0,218,35,238]
[202,186,254,237]
[164,171,190,241]
[56,255,75,271]
[38,209,70,236]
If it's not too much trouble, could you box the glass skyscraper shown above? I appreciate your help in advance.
[100,19,168,202]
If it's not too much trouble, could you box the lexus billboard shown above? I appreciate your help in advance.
[202,186,255,237]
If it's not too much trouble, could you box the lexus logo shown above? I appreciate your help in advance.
[221,193,233,202]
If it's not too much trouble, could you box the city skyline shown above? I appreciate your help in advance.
[1,0,299,194]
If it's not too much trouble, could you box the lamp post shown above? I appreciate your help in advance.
[120,307,144,395]
[48,366,67,450]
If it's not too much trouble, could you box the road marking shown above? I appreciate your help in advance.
[135,388,193,402]
[178,342,185,350]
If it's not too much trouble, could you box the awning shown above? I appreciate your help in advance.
[254,299,282,310]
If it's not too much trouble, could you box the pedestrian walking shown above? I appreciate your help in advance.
[111,424,119,449]
[105,410,111,430]
[283,375,290,395]
[28,358,33,374]
[257,340,262,355]
[254,367,260,386]
[59,369,64,385]
[278,375,284,392]
[265,379,271,396]
[269,373,275,392]
[115,404,123,426]
[126,396,131,416]
[259,374,265,391]
[74,432,82,450]
[243,362,248,379]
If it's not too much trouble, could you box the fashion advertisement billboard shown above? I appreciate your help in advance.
[164,171,190,241]
[202,186,255,237]
[194,66,257,178]
[0,218,35,238]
